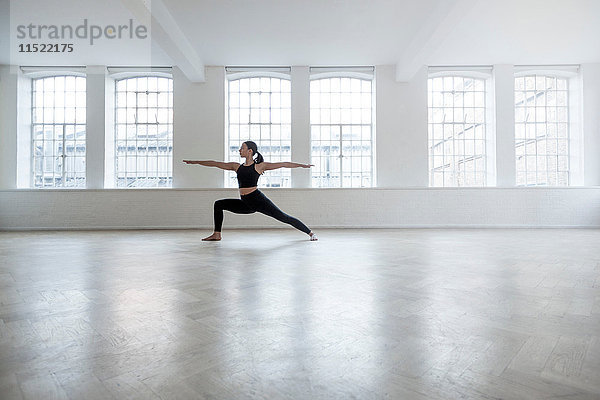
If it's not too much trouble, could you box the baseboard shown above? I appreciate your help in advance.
[1,224,599,231]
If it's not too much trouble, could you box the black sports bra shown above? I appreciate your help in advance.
[236,162,261,188]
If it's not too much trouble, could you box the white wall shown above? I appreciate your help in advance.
[290,66,311,188]
[1,188,599,230]
[494,65,516,186]
[0,65,18,189]
[376,65,428,187]
[582,63,600,186]
[173,66,225,188]
[86,66,107,189]
[1,63,600,230]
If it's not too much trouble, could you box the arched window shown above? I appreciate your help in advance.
[310,73,374,188]
[428,74,489,187]
[514,74,569,186]
[114,75,173,187]
[32,75,86,188]
[226,73,292,188]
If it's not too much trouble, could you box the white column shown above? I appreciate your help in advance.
[0,66,18,189]
[377,65,428,187]
[290,66,311,188]
[16,69,32,189]
[104,74,115,188]
[494,64,515,187]
[173,66,225,188]
[86,66,107,189]
[581,63,600,186]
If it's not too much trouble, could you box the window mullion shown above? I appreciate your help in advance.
[339,125,343,187]
[62,124,66,187]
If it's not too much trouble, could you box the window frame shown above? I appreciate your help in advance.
[427,69,495,187]
[225,71,292,188]
[514,67,580,186]
[30,73,87,188]
[113,73,174,188]
[309,71,376,188]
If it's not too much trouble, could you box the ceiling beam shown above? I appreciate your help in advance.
[395,0,477,82]
[121,0,205,82]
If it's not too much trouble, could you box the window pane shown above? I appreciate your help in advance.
[32,75,87,188]
[514,74,570,186]
[428,75,488,187]
[114,76,173,188]
[310,76,374,188]
[226,77,291,188]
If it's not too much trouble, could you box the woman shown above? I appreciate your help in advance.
[183,141,318,241]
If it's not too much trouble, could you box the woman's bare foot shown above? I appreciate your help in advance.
[202,232,221,241]
[309,231,318,241]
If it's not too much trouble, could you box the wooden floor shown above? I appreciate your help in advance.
[0,228,599,400]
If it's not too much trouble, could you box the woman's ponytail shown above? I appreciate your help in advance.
[244,140,264,164]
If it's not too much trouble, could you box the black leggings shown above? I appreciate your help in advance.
[213,189,311,234]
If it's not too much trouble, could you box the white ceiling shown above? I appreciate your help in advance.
[426,0,600,66]
[161,0,600,67]
[162,0,441,66]
[1,0,599,79]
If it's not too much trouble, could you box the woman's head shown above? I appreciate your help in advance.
[240,141,264,164]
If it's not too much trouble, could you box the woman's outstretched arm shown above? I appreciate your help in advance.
[182,160,239,171]
[259,162,313,171]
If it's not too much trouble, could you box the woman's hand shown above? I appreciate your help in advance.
[302,164,314,168]
[182,160,195,164]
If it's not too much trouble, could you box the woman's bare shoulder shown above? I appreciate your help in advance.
[255,162,266,175]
